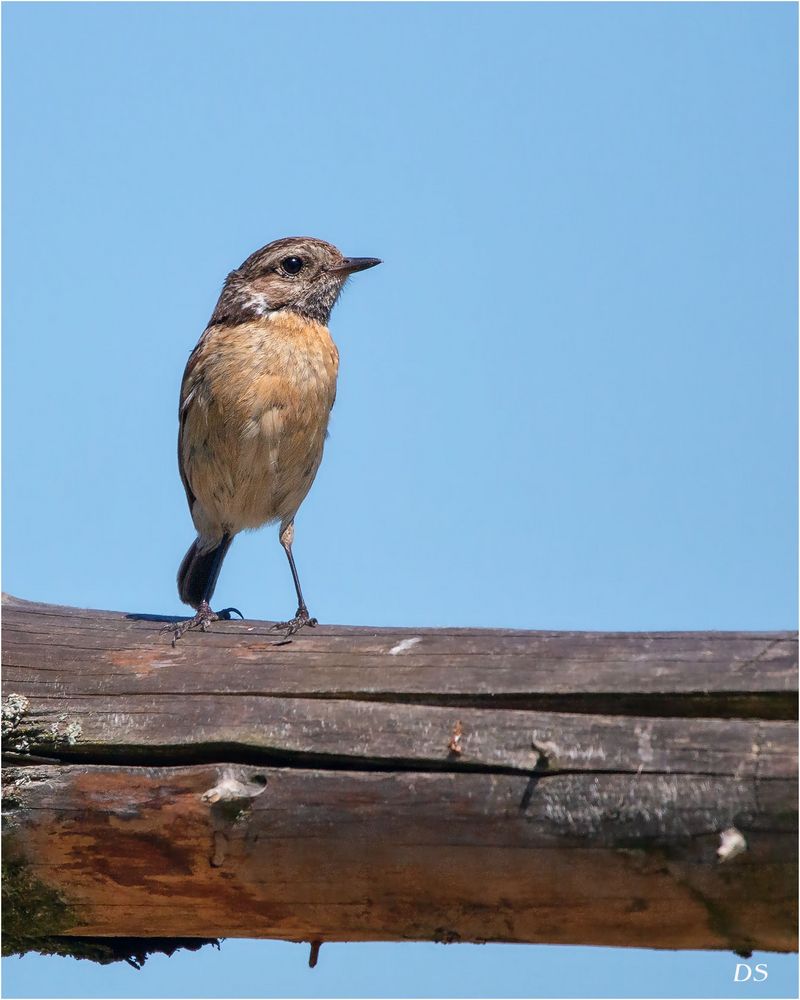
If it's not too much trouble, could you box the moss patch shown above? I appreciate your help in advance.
[4,933,220,968]
[2,855,76,951]
[2,855,218,967]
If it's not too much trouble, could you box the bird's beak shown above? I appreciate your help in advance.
[330,257,382,275]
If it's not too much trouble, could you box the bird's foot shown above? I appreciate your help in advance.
[270,608,318,644]
[161,602,243,645]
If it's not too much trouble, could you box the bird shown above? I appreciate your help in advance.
[163,236,381,642]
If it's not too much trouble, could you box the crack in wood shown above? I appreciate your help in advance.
[4,686,794,719]
[5,743,787,783]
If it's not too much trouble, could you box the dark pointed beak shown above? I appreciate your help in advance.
[331,257,382,275]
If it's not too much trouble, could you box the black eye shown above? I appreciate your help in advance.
[281,256,304,276]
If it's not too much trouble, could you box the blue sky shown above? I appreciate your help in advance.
[2,3,796,998]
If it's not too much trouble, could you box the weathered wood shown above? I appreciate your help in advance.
[4,596,795,718]
[4,691,797,778]
[2,595,797,957]
[3,765,795,954]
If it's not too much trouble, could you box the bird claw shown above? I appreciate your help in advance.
[218,607,244,621]
[161,601,242,645]
[270,610,318,644]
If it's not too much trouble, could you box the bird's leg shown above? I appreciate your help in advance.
[271,521,318,638]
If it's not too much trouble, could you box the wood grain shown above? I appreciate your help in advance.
[3,764,795,953]
[2,595,797,956]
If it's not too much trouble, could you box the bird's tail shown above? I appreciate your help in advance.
[177,534,233,609]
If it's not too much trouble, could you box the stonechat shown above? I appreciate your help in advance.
[163,237,381,642]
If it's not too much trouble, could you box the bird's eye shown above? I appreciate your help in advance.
[281,256,304,276]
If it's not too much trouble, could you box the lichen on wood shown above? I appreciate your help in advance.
[2,694,32,754]
[3,692,82,757]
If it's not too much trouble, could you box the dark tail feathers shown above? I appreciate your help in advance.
[178,534,233,609]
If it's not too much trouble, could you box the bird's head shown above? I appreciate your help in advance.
[210,237,381,327]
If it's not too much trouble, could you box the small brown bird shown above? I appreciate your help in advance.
[164,237,381,641]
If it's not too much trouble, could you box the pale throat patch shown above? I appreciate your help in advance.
[240,292,281,317]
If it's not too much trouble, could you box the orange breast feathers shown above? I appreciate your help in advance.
[178,310,340,538]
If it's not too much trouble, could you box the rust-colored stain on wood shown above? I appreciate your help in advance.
[448,720,464,755]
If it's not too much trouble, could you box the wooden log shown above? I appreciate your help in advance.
[2,595,797,959]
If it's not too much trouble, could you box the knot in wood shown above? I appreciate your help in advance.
[201,771,267,805]
[718,827,747,863]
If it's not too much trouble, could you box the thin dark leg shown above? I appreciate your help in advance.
[271,521,318,639]
[284,543,309,617]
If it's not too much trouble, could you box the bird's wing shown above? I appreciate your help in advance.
[177,331,212,512]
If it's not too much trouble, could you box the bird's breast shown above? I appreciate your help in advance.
[181,310,339,532]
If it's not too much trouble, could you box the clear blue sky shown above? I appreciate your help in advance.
[2,2,796,998]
